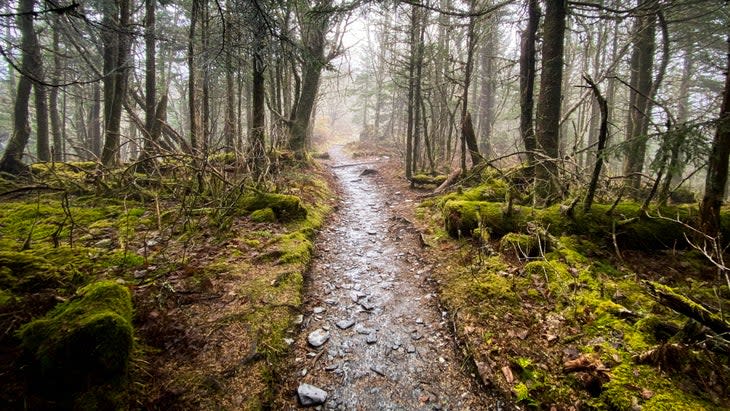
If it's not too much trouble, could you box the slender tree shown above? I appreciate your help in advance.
[533,0,566,205]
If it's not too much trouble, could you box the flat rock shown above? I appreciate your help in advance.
[308,329,330,347]
[366,334,377,344]
[406,344,416,353]
[297,383,328,406]
[313,306,326,314]
[336,319,355,329]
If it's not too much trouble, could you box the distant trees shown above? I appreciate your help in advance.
[0,0,729,237]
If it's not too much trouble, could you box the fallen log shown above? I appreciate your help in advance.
[645,281,730,337]
[432,168,461,195]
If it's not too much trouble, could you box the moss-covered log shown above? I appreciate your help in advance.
[18,280,133,407]
[646,282,730,336]
[240,192,307,221]
[410,174,447,186]
[443,200,730,249]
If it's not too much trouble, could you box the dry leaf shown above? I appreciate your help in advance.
[501,365,514,384]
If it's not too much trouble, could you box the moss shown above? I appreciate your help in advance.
[0,288,15,307]
[500,232,541,258]
[240,192,307,222]
[411,174,447,186]
[18,281,133,407]
[276,232,313,265]
[250,207,277,223]
[443,200,520,238]
[601,363,714,411]
[0,251,63,292]
[523,260,572,296]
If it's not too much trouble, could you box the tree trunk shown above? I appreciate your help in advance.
[477,17,497,158]
[143,0,156,157]
[583,75,608,212]
[534,0,566,205]
[0,0,39,174]
[50,18,63,161]
[101,0,131,166]
[405,4,418,179]
[289,4,332,157]
[89,83,102,158]
[699,36,730,237]
[461,8,482,170]
[188,0,199,154]
[251,11,267,181]
[519,0,540,173]
[622,0,656,194]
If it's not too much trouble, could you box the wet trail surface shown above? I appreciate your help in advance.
[275,147,503,410]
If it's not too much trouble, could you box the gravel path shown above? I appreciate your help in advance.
[274,147,506,410]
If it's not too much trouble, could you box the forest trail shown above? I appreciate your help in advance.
[274,146,504,410]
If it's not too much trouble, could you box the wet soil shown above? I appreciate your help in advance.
[274,146,506,410]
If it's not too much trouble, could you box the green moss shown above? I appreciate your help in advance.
[500,232,541,258]
[18,281,133,407]
[250,207,277,223]
[443,200,519,238]
[601,363,714,411]
[276,232,313,265]
[523,260,572,296]
[240,193,307,222]
[0,288,15,307]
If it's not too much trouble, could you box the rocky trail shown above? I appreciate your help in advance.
[274,147,506,410]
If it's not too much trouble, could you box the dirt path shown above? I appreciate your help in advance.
[274,147,506,410]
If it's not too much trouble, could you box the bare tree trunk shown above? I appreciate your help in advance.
[188,0,199,154]
[251,10,267,181]
[406,4,418,179]
[477,17,497,158]
[143,0,156,158]
[622,0,656,194]
[699,36,730,237]
[89,83,102,158]
[461,6,482,170]
[101,0,131,166]
[583,75,608,212]
[0,0,40,174]
[50,19,63,161]
[534,0,566,205]
[520,0,540,174]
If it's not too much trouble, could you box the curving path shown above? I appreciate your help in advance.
[274,146,505,410]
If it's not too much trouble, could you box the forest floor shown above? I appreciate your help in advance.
[1,142,727,410]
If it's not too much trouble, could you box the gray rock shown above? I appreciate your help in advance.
[370,365,386,376]
[406,344,416,353]
[313,306,326,314]
[297,383,328,406]
[359,300,375,311]
[308,329,330,347]
[355,325,374,335]
[366,334,377,344]
[336,319,355,330]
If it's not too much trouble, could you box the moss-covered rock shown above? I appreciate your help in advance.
[241,193,307,222]
[250,207,277,223]
[18,280,133,407]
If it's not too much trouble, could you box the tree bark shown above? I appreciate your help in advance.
[0,0,39,174]
[700,36,730,237]
[251,10,267,181]
[50,19,63,162]
[188,0,199,154]
[143,0,157,157]
[477,17,497,158]
[583,75,608,212]
[622,0,656,194]
[519,0,540,173]
[101,0,131,166]
[534,0,566,205]
[461,6,482,170]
